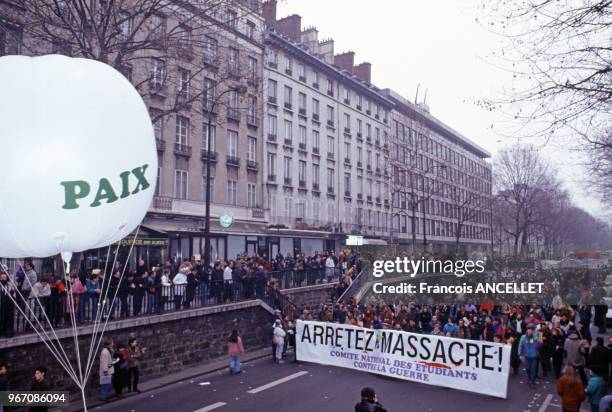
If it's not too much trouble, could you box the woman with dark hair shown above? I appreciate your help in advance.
[227,329,244,375]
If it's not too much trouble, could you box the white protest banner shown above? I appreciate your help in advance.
[296,320,511,398]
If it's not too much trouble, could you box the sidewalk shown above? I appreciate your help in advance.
[61,346,273,412]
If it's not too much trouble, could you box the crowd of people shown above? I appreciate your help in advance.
[0,250,360,338]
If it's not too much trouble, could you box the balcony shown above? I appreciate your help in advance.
[312,147,319,154]
[367,195,372,202]
[267,174,276,182]
[267,133,277,142]
[226,155,240,167]
[283,138,293,147]
[327,120,335,128]
[366,164,372,171]
[284,102,292,111]
[312,82,319,89]
[327,152,335,160]
[366,109,371,115]
[327,89,334,97]
[344,98,350,105]
[156,138,166,152]
[298,142,307,151]
[375,114,380,120]
[384,199,389,206]
[357,193,363,200]
[247,76,259,86]
[174,143,192,158]
[356,132,362,140]
[299,180,306,188]
[299,75,306,82]
[227,107,240,122]
[357,161,363,168]
[247,115,259,128]
[267,96,277,105]
[344,127,351,134]
[312,113,320,121]
[201,149,217,162]
[267,61,278,69]
[312,183,320,191]
[344,157,351,164]
[252,208,265,219]
[285,68,293,76]
[376,196,381,203]
[247,160,259,171]
[344,190,351,197]
[298,108,306,116]
[153,196,173,210]
[356,104,362,111]
[327,187,335,195]
[284,177,292,186]
[203,56,220,70]
[383,118,388,124]
[375,140,380,147]
[366,136,372,143]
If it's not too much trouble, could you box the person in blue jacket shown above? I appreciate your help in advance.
[586,368,606,412]
[519,324,542,388]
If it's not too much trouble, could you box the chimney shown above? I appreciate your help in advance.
[353,62,371,84]
[262,0,277,28]
[275,14,302,42]
[300,26,319,54]
[334,51,355,72]
[318,38,334,64]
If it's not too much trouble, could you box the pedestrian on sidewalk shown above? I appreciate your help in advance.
[556,366,585,412]
[127,336,141,393]
[112,342,129,398]
[28,366,49,412]
[565,327,588,386]
[272,319,286,363]
[354,387,387,412]
[519,324,542,388]
[227,329,244,374]
[586,368,606,412]
[99,338,114,401]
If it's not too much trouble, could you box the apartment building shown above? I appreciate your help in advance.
[261,6,393,257]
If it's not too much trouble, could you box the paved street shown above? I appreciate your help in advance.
[91,353,588,412]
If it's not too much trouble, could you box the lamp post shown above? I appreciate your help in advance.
[203,84,247,269]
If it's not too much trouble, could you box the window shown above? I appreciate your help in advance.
[267,49,278,66]
[344,142,350,159]
[285,56,292,73]
[366,150,372,166]
[229,47,239,74]
[313,71,319,85]
[228,90,238,109]
[248,57,257,79]
[268,115,277,135]
[267,79,277,98]
[227,180,237,205]
[312,99,320,116]
[284,198,292,217]
[376,153,380,168]
[357,176,363,195]
[313,201,320,220]
[313,130,320,151]
[203,36,217,64]
[357,147,362,162]
[357,119,362,133]
[298,63,305,79]
[299,161,306,183]
[226,9,238,29]
[344,87,350,103]
[151,14,166,40]
[344,113,350,129]
[203,124,216,151]
[151,110,163,140]
[284,120,293,143]
[246,20,255,39]
[326,105,334,122]
[284,85,292,106]
[203,77,215,110]
[202,176,214,202]
[357,94,363,108]
[175,116,189,145]
[327,79,333,95]
[267,153,276,176]
[366,123,371,138]
[248,137,257,161]
[248,95,257,119]
[247,183,256,207]
[298,92,306,112]
[178,25,191,49]
[227,130,238,157]
[174,170,188,199]
[155,167,162,196]
[284,156,292,179]
[313,164,320,185]
[344,172,351,192]
[327,136,334,155]
[151,59,165,89]
[299,125,307,146]
[0,22,22,56]
[118,15,133,41]
[178,67,190,98]
[327,168,335,190]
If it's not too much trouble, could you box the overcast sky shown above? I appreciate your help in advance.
[277,0,607,218]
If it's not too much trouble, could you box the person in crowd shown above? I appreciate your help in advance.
[160,268,172,312]
[0,272,15,338]
[132,270,147,316]
[586,368,607,412]
[557,366,586,412]
[86,269,102,321]
[519,324,542,388]
[21,262,37,300]
[227,329,245,374]
[172,264,188,310]
[551,322,566,379]
[127,336,141,393]
[112,342,129,398]
[325,253,336,283]
[565,326,589,386]
[184,266,198,309]
[99,338,114,401]
[354,387,387,412]
[272,319,286,363]
[589,337,611,383]
[29,367,49,412]
[0,362,7,412]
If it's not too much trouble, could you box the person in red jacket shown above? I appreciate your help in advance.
[227,329,245,374]
[556,366,585,412]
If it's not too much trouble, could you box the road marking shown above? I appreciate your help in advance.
[537,394,552,412]
[193,401,227,412]
[247,371,309,394]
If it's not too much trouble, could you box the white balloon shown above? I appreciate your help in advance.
[0,55,157,258]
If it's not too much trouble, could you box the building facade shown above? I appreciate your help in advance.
[261,8,394,257]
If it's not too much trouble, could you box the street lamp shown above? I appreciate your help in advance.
[203,83,247,269]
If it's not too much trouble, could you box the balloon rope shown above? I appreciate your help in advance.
[84,225,140,383]
[0,276,79,383]
[15,263,80,380]
[56,252,84,387]
[83,243,114,386]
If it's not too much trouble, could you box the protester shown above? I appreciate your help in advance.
[272,319,286,363]
[127,336,141,393]
[227,329,245,374]
[354,387,387,412]
[589,337,611,382]
[556,366,586,412]
[112,342,129,397]
[29,366,49,412]
[586,369,607,412]
[519,325,542,388]
[565,327,589,386]
[99,338,114,401]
